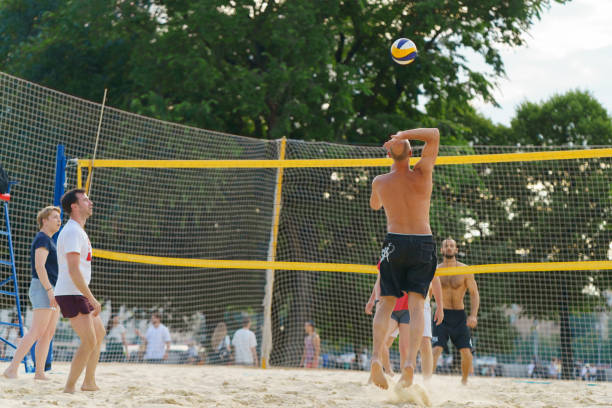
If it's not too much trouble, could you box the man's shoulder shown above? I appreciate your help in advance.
[373,172,392,184]
[437,261,469,268]
[58,220,81,237]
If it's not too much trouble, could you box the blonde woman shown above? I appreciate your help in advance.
[3,206,62,379]
[210,322,231,364]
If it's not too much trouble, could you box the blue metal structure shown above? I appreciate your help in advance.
[0,181,33,372]
[28,145,68,372]
[40,144,67,371]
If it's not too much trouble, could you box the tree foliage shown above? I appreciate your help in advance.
[1,0,570,143]
[511,90,612,146]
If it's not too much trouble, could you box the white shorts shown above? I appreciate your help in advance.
[388,302,433,339]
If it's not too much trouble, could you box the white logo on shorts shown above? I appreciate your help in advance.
[380,242,395,263]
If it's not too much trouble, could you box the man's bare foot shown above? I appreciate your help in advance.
[63,385,77,394]
[399,363,414,387]
[81,383,100,392]
[461,377,468,385]
[34,374,51,381]
[370,359,389,390]
[2,369,17,379]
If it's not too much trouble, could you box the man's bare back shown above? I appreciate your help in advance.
[370,128,439,235]
[373,170,432,234]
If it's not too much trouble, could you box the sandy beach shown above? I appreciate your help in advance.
[1,362,611,407]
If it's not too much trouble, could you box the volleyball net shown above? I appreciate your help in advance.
[1,71,611,378]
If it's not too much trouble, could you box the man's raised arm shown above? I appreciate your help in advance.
[370,176,382,210]
[392,128,440,173]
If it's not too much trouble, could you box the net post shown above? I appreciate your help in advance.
[77,163,83,189]
[54,145,66,210]
[260,137,287,368]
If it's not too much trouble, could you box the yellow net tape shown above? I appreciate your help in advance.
[78,148,612,169]
[93,249,612,276]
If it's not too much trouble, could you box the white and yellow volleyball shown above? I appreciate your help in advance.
[390,38,417,65]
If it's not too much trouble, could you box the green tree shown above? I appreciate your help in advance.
[1,0,570,143]
[0,0,157,107]
[511,90,612,146]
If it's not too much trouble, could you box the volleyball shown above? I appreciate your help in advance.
[390,38,417,65]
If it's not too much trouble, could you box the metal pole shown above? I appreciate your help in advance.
[260,137,287,368]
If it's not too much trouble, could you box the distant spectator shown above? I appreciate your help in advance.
[548,357,560,379]
[210,322,231,364]
[359,347,370,371]
[300,321,320,368]
[580,364,589,380]
[136,312,171,363]
[527,360,536,378]
[588,364,597,381]
[104,314,128,362]
[232,317,257,366]
[185,340,201,365]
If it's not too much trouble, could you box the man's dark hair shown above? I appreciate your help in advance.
[152,312,162,320]
[242,316,251,327]
[61,188,86,215]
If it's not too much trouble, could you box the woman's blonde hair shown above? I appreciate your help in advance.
[36,206,61,229]
[211,322,228,349]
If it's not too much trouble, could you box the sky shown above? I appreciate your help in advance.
[469,0,612,126]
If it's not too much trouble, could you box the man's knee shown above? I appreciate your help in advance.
[97,326,107,339]
[459,348,472,358]
[80,331,97,349]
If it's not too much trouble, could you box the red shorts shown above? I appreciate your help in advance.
[55,295,94,318]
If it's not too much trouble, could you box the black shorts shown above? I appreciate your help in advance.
[391,310,410,325]
[432,309,473,352]
[379,233,437,299]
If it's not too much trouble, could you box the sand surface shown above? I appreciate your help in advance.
[1,362,611,407]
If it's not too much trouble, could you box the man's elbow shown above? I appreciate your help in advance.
[67,268,81,278]
[428,128,440,143]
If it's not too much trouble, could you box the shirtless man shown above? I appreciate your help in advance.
[369,128,440,389]
[432,238,480,385]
